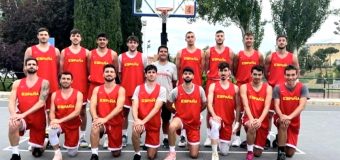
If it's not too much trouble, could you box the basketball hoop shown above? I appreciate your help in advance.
[156,7,173,23]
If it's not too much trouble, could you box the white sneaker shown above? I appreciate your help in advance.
[231,136,241,147]
[204,138,211,147]
[79,136,89,148]
[103,134,108,148]
[212,152,219,160]
[28,145,32,151]
[164,152,176,160]
[52,149,63,160]
[177,136,187,147]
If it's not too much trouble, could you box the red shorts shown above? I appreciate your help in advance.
[88,82,102,101]
[60,124,80,148]
[176,118,200,145]
[144,129,160,148]
[274,115,300,148]
[243,118,269,150]
[219,123,232,142]
[19,112,46,147]
[104,123,123,151]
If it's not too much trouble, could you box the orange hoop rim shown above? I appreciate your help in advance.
[156,7,173,14]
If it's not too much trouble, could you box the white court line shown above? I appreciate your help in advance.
[2,137,29,151]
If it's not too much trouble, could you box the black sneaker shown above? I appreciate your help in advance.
[32,147,43,157]
[240,140,247,149]
[133,154,141,160]
[178,136,187,148]
[10,154,21,160]
[264,138,271,150]
[277,151,286,160]
[90,154,99,160]
[272,136,278,148]
[163,138,169,148]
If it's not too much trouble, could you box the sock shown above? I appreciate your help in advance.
[55,148,61,153]
[212,144,218,153]
[123,129,128,136]
[81,131,86,138]
[135,151,141,155]
[91,148,98,155]
[12,145,19,155]
[169,146,176,152]
[163,134,168,139]
[181,129,186,137]
[247,144,254,152]
[278,146,285,153]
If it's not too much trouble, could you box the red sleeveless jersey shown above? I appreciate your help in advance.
[212,82,236,125]
[54,89,81,129]
[235,51,260,85]
[96,85,123,125]
[63,47,88,94]
[16,78,45,122]
[207,47,231,80]
[138,84,161,131]
[120,52,144,97]
[89,49,113,84]
[279,82,303,124]
[175,85,201,128]
[31,45,58,92]
[178,48,202,85]
[268,52,293,86]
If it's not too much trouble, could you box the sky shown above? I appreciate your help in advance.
[140,0,340,57]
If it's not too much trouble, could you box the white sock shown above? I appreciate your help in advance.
[91,148,98,155]
[81,131,86,138]
[122,129,128,136]
[247,144,254,152]
[135,151,141,155]
[212,144,218,153]
[169,146,176,152]
[181,129,186,137]
[12,145,19,155]
[163,134,168,139]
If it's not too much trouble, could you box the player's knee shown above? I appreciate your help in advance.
[189,152,199,159]
[219,142,230,156]
[111,150,121,157]
[67,148,78,157]
[254,148,263,157]
[147,151,157,160]
[8,124,19,133]
[285,147,295,157]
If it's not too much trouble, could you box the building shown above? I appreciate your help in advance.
[306,43,340,65]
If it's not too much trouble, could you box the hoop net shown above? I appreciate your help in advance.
[156,7,173,23]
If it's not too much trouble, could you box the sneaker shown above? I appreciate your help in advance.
[272,135,278,148]
[231,136,241,147]
[246,151,254,160]
[80,137,89,148]
[122,135,128,147]
[103,135,108,148]
[177,136,187,147]
[277,151,286,160]
[240,140,247,149]
[204,138,211,147]
[90,154,99,160]
[32,147,43,157]
[164,152,176,160]
[163,138,169,148]
[264,138,271,150]
[10,154,21,160]
[133,154,141,160]
[211,152,219,160]
[52,150,63,160]
[28,145,32,151]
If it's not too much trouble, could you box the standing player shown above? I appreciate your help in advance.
[153,46,177,148]
[264,35,299,147]
[8,58,49,160]
[118,35,147,146]
[48,72,83,160]
[274,65,308,160]
[204,30,234,147]
[131,65,167,160]
[60,29,90,147]
[89,64,125,160]
[24,27,60,110]
[164,67,207,160]
[207,62,240,160]
[232,32,264,147]
[240,65,272,160]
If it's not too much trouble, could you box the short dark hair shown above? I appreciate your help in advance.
[127,35,139,43]
[70,28,81,35]
[216,30,224,34]
[185,31,194,37]
[284,65,298,74]
[103,64,116,72]
[276,34,287,41]
[251,65,264,73]
[25,57,38,66]
[144,64,157,73]
[244,32,254,37]
[158,45,168,53]
[218,62,230,71]
[37,27,49,34]
[97,33,108,39]
[183,67,194,74]
[58,71,73,81]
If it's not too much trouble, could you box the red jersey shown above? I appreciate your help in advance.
[63,47,88,94]
[207,47,231,80]
[278,82,303,124]
[89,49,113,84]
[96,85,123,125]
[54,89,81,129]
[175,85,201,128]
[244,83,269,128]
[138,84,161,131]
[212,82,236,125]
[268,52,293,86]
[16,77,45,122]
[120,52,144,97]
[235,51,261,85]
[31,45,58,92]
[178,48,202,85]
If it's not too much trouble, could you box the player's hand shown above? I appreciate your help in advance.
[232,122,240,134]
[134,119,144,126]
[50,119,61,125]
[50,123,60,129]
[212,115,222,124]
[92,118,106,127]
[133,124,144,133]
[252,119,261,129]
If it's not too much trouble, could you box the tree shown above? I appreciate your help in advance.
[119,0,143,54]
[270,0,330,52]
[74,0,122,50]
[197,0,265,49]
